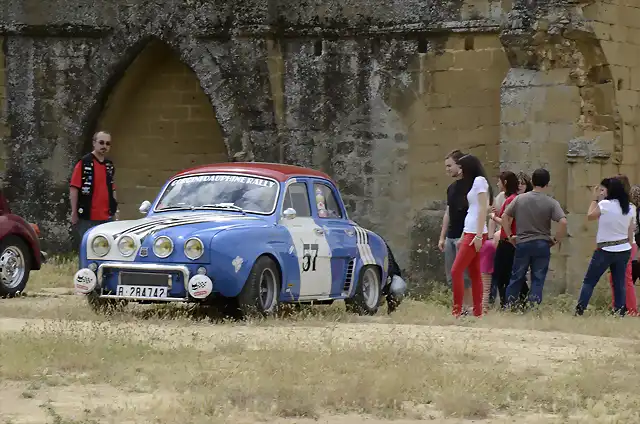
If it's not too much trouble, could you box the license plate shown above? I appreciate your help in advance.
[116,285,168,298]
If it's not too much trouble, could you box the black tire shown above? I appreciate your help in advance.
[345,265,381,316]
[386,242,402,278]
[0,236,32,298]
[237,255,281,319]
[382,241,403,314]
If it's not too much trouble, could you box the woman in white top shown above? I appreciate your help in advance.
[606,175,638,315]
[576,177,636,316]
[450,154,494,317]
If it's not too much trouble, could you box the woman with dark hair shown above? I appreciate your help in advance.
[606,175,638,315]
[631,185,640,285]
[450,154,493,317]
[488,171,527,307]
[517,171,533,194]
[576,177,636,316]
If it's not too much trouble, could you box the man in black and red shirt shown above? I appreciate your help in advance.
[69,131,118,247]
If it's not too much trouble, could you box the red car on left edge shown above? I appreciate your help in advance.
[0,188,46,297]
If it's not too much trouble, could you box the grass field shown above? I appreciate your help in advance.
[1,257,639,424]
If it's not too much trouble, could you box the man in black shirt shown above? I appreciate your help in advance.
[438,150,472,308]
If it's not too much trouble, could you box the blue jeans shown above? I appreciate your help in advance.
[577,248,631,314]
[504,239,551,307]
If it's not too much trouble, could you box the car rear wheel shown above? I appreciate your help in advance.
[0,236,32,298]
[237,255,281,319]
[345,265,381,316]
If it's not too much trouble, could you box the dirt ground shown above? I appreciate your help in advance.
[1,263,640,424]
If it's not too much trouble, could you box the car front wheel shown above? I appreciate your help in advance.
[345,265,381,316]
[237,255,281,319]
[0,236,32,298]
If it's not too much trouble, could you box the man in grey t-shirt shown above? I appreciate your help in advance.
[501,168,568,308]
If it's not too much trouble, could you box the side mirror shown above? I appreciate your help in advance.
[139,200,151,214]
[282,208,297,220]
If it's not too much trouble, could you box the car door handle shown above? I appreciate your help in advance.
[314,228,324,235]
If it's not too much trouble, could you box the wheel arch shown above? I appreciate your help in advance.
[363,230,389,282]
[2,233,38,271]
[258,252,284,287]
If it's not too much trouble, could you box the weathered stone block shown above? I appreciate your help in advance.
[630,68,640,91]
[458,126,500,147]
[620,5,640,29]
[531,69,572,86]
[157,105,191,121]
[461,1,491,20]
[622,124,636,145]
[600,41,626,66]
[619,164,637,179]
[444,36,466,51]
[628,28,640,45]
[501,122,531,142]
[424,53,455,72]
[449,88,498,109]
[590,21,613,41]
[618,104,637,124]
[415,128,458,150]
[609,65,631,87]
[407,208,447,292]
[423,92,449,109]
[452,49,494,70]
[588,3,620,26]
[474,35,504,50]
[500,141,531,164]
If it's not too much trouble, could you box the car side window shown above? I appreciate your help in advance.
[313,183,343,219]
[283,182,311,217]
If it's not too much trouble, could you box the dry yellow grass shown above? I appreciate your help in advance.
[1,257,639,423]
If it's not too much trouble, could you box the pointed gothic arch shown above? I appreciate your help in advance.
[85,36,235,219]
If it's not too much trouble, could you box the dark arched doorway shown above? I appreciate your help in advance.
[95,39,228,219]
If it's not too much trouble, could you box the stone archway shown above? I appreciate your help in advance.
[94,39,228,219]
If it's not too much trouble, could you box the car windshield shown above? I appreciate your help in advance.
[155,174,279,214]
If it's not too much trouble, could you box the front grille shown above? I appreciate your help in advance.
[119,271,171,287]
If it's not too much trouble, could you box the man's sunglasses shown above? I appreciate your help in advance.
[97,140,111,146]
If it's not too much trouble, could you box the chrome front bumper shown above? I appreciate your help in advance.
[95,262,191,302]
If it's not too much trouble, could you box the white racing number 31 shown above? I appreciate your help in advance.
[302,243,319,272]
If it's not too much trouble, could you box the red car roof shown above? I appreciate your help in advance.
[173,162,335,184]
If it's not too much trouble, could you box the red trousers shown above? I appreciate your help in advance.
[451,232,487,317]
[609,243,638,315]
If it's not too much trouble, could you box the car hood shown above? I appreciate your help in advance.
[89,211,269,241]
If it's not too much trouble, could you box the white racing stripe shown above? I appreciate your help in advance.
[354,226,376,265]
[84,212,260,262]
[131,215,253,238]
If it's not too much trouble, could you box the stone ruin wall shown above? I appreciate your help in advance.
[0,0,638,296]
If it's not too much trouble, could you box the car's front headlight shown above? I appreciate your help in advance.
[91,235,110,257]
[117,235,136,257]
[184,237,204,260]
[153,236,174,258]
